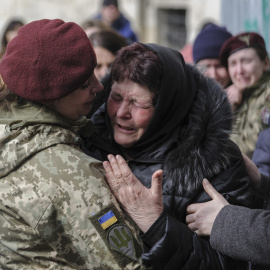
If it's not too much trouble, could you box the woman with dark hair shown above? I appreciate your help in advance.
[87,29,127,117]
[0,19,24,58]
[83,42,254,269]
[89,29,127,81]
[81,18,111,37]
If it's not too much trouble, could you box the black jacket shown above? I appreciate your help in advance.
[83,44,254,269]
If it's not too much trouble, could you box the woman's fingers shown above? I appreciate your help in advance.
[151,170,163,198]
[186,179,226,214]
[103,157,164,233]
[103,154,138,195]
[107,154,123,182]
[202,179,221,200]
[115,155,134,185]
[103,160,121,193]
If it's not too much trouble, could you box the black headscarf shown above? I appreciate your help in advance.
[105,43,198,158]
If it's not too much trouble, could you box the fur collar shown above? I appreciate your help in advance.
[164,65,232,193]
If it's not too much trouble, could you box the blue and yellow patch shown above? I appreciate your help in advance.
[98,210,118,230]
[89,203,143,268]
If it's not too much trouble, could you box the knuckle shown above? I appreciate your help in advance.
[115,172,122,180]
[122,171,130,178]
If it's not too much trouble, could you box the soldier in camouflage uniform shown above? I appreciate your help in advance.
[230,74,270,158]
[0,19,144,269]
[219,32,270,158]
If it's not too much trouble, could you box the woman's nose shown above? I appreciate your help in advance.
[91,74,104,94]
[236,62,244,74]
[116,102,131,118]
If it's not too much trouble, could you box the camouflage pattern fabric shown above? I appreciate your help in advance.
[0,101,145,269]
[230,72,270,158]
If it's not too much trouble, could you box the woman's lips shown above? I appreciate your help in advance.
[236,76,250,83]
[116,123,135,133]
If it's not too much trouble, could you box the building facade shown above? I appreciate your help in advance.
[0,0,222,53]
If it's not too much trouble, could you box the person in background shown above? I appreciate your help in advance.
[0,19,24,58]
[180,43,193,63]
[0,19,144,269]
[84,41,254,269]
[219,32,270,158]
[87,29,128,117]
[95,0,138,43]
[81,18,111,37]
[89,29,127,81]
[192,23,232,88]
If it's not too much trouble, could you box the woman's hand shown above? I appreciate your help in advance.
[103,154,164,232]
[186,179,229,236]
[225,84,243,111]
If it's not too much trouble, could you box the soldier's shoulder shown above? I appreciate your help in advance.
[37,143,104,174]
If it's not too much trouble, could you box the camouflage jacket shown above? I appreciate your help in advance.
[0,101,144,270]
[230,71,270,158]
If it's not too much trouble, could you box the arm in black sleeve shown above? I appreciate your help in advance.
[141,213,247,270]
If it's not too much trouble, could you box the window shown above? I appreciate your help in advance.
[157,8,186,50]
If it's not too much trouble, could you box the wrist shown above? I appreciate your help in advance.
[140,210,167,247]
[136,212,162,233]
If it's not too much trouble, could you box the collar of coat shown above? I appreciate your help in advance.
[164,65,232,193]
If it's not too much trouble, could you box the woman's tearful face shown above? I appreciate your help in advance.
[107,79,155,147]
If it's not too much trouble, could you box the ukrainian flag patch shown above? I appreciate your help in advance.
[98,210,118,230]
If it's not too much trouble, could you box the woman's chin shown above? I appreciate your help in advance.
[115,139,135,148]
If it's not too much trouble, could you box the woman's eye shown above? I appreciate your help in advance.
[133,102,153,109]
[110,93,122,101]
[112,97,122,101]
[244,59,252,64]
[81,81,90,89]
[96,64,102,70]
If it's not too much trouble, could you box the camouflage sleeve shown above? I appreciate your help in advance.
[0,144,145,269]
[231,86,270,158]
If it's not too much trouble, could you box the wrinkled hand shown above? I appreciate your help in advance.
[242,153,261,191]
[225,84,243,111]
[186,179,229,236]
[103,154,164,233]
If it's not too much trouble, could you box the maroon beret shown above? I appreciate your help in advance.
[0,19,96,101]
[219,32,266,68]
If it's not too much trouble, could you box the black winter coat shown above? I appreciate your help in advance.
[83,44,254,269]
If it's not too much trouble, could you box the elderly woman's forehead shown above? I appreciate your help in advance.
[111,80,153,95]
